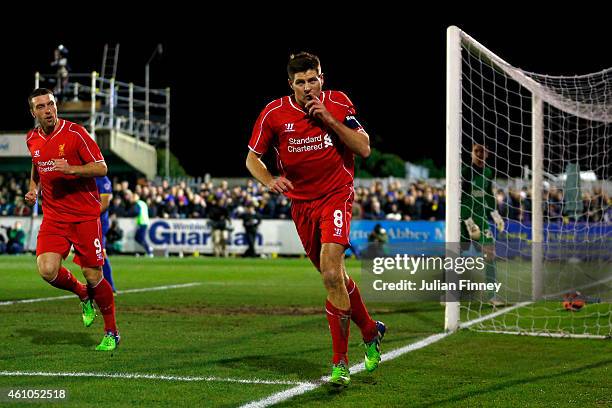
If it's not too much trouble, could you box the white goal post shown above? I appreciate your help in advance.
[445,26,612,338]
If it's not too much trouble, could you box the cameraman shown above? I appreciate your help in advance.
[3,221,26,255]
[366,223,389,258]
[106,216,124,255]
[207,198,231,257]
[240,203,262,257]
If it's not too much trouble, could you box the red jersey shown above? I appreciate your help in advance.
[248,90,364,201]
[26,119,105,223]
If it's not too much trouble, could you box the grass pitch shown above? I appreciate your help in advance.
[0,255,610,407]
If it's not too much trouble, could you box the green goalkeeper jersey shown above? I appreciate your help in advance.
[461,164,496,242]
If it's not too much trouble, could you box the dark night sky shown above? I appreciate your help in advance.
[3,14,610,178]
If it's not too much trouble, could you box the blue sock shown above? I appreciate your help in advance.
[102,258,116,292]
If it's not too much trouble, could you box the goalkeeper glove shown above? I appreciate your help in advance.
[464,217,481,240]
[490,210,505,232]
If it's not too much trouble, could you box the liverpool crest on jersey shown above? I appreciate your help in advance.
[58,144,65,156]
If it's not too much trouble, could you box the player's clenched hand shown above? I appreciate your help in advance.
[267,177,294,194]
[305,96,333,125]
[25,189,38,206]
[52,158,73,174]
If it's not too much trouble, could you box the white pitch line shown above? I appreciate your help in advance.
[0,283,202,306]
[0,371,304,386]
[115,283,201,295]
[241,303,530,408]
[459,301,532,329]
[240,332,450,408]
[471,329,610,340]
[542,274,612,301]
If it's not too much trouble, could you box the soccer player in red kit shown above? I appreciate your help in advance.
[24,88,120,351]
[246,52,385,386]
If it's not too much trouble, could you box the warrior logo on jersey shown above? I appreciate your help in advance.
[58,144,65,157]
[284,123,295,132]
[34,150,40,157]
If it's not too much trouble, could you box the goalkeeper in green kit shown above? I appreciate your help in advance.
[461,143,505,306]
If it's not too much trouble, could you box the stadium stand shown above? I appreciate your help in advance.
[1,173,610,223]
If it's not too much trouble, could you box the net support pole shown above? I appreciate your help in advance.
[531,95,544,300]
[165,87,171,180]
[129,82,134,135]
[109,77,115,130]
[445,25,462,332]
[90,71,97,140]
[34,72,40,128]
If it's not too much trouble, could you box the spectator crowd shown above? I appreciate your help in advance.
[105,179,449,222]
[0,172,610,224]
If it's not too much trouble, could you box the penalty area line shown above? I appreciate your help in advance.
[240,303,526,408]
[240,332,450,408]
[0,371,305,386]
[0,283,202,306]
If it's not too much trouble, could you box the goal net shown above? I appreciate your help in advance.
[445,26,611,338]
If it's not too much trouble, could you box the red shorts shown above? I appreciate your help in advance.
[37,218,104,268]
[291,185,354,270]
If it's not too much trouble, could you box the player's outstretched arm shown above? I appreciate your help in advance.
[52,159,107,177]
[245,151,293,194]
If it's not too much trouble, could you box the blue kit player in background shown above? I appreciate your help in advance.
[96,176,117,292]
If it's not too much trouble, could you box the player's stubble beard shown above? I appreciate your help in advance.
[41,114,57,135]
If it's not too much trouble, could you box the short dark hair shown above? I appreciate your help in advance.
[287,52,321,80]
[28,88,54,109]
[472,143,487,152]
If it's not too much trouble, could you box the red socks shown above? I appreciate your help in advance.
[325,279,377,364]
[48,266,88,301]
[325,300,351,365]
[346,278,378,342]
[89,278,117,333]
[47,267,117,334]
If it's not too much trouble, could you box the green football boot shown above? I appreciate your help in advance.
[329,361,350,387]
[95,331,121,351]
[81,299,96,327]
[364,321,386,372]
